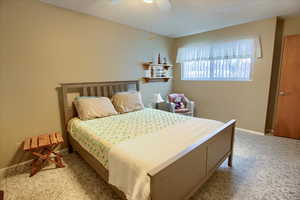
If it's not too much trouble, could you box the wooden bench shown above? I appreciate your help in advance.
[23,132,65,177]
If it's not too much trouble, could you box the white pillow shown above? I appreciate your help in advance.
[74,97,118,120]
[111,91,144,113]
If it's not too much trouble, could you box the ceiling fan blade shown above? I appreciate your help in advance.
[156,0,172,12]
[111,0,121,4]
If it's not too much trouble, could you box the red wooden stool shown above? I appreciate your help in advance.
[23,132,65,177]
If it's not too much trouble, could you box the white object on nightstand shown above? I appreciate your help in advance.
[153,93,164,103]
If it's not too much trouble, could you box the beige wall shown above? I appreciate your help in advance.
[0,0,173,168]
[282,16,300,36]
[173,18,277,133]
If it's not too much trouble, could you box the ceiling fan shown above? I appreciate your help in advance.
[111,0,172,11]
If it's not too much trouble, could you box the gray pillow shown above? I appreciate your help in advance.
[111,92,144,113]
[74,97,118,120]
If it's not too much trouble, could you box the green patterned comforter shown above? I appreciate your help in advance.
[68,108,192,168]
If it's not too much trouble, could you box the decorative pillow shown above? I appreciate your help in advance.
[74,97,118,120]
[111,91,144,113]
[168,93,186,103]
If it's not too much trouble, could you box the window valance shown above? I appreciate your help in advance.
[176,37,262,63]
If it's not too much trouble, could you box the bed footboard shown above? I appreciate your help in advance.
[148,120,236,200]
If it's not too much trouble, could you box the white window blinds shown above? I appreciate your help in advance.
[176,38,261,81]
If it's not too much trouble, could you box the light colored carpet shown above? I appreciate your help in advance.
[0,131,299,200]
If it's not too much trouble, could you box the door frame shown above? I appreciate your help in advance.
[273,34,299,137]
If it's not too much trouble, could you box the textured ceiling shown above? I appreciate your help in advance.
[40,0,300,38]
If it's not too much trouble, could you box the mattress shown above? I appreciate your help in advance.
[68,108,193,168]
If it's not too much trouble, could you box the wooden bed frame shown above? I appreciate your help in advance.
[60,80,236,200]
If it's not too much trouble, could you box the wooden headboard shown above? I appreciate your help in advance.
[60,80,140,128]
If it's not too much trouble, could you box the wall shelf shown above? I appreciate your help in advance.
[142,62,172,83]
[143,77,171,83]
[143,63,173,70]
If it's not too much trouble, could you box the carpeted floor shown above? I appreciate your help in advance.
[0,131,299,200]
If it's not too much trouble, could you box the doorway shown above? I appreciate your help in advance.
[275,35,300,139]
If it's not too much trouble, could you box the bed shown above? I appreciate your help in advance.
[60,80,236,200]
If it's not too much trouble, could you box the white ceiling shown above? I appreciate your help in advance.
[40,0,300,38]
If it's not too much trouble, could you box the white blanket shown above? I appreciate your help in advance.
[108,118,223,200]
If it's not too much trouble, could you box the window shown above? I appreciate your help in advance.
[176,38,261,81]
[182,58,252,81]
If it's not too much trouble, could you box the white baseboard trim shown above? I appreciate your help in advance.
[236,127,265,136]
[0,148,68,171]
[0,159,33,173]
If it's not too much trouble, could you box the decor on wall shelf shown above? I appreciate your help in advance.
[158,53,161,64]
[142,62,172,82]
[163,57,167,64]
[147,56,154,64]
